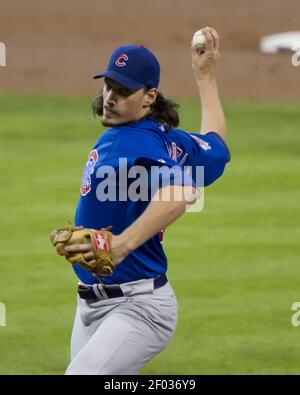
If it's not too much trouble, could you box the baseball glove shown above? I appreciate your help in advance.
[50,224,114,276]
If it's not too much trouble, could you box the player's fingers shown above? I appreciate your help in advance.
[64,243,91,253]
[83,251,95,261]
[202,27,214,52]
[204,27,215,48]
[208,27,220,51]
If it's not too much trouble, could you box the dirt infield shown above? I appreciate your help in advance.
[0,0,299,100]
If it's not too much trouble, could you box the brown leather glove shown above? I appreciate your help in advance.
[50,224,114,276]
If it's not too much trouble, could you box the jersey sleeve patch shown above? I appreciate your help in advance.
[80,149,98,196]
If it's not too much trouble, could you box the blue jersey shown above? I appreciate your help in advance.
[73,119,230,285]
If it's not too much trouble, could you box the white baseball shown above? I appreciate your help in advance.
[192,29,206,48]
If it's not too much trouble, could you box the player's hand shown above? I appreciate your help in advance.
[64,243,97,264]
[191,27,220,80]
[63,235,130,266]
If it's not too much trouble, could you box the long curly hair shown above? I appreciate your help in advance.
[91,88,180,130]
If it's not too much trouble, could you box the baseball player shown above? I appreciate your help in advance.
[51,27,230,375]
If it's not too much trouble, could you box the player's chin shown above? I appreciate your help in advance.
[101,116,121,127]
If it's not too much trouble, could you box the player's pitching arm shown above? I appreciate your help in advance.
[191,27,226,141]
[64,185,197,266]
[110,185,198,264]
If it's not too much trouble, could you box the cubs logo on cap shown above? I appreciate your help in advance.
[93,45,160,90]
[115,54,128,67]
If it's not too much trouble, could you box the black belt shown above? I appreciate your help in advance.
[78,274,168,300]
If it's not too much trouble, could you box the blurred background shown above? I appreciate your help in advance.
[1,0,300,99]
[0,0,300,375]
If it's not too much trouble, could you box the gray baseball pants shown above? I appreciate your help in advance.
[65,278,178,375]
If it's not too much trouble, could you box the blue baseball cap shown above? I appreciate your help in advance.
[93,45,160,90]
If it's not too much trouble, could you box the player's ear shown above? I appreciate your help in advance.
[143,88,158,108]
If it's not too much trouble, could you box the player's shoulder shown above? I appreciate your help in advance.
[169,128,230,155]
[112,119,167,145]
[98,120,169,160]
[166,127,198,152]
[167,127,214,145]
[167,127,192,142]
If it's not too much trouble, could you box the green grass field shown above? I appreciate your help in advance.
[0,94,300,374]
